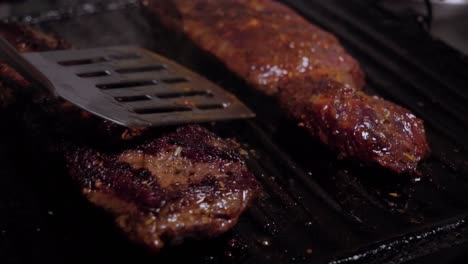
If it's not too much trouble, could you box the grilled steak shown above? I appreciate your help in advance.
[143,0,430,174]
[65,125,259,251]
[0,23,259,252]
[46,122,259,252]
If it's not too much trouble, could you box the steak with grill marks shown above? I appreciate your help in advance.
[143,0,430,174]
[0,22,260,252]
[65,125,259,251]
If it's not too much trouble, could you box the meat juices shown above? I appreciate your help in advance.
[143,0,430,173]
[0,22,260,252]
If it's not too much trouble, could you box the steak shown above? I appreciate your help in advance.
[142,0,430,174]
[0,22,259,252]
[65,125,259,251]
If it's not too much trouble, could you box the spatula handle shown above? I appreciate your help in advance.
[0,36,56,95]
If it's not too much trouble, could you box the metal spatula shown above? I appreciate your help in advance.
[0,37,254,127]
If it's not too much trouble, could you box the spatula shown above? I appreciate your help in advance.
[0,37,255,127]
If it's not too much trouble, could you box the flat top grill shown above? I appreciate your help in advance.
[1,1,468,264]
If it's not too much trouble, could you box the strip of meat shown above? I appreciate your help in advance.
[1,23,259,251]
[142,0,430,174]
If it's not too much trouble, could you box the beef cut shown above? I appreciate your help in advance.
[65,125,259,251]
[142,0,430,174]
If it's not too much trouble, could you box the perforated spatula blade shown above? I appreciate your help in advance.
[0,38,255,127]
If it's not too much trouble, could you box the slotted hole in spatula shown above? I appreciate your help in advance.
[77,70,111,78]
[161,77,188,84]
[108,53,140,60]
[197,103,229,110]
[115,95,151,102]
[133,106,192,114]
[157,90,212,99]
[58,57,107,66]
[59,53,140,66]
[116,65,165,74]
[96,80,157,89]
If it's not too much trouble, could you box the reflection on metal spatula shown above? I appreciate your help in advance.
[0,37,255,127]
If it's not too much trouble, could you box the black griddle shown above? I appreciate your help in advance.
[1,0,468,263]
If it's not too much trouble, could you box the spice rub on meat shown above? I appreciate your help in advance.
[279,78,429,173]
[65,125,259,251]
[0,22,260,252]
[143,0,430,173]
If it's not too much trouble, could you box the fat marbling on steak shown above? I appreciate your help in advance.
[143,0,430,174]
[0,22,260,252]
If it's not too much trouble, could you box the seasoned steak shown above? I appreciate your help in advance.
[65,125,259,251]
[143,0,430,173]
[279,78,429,174]
[0,22,259,252]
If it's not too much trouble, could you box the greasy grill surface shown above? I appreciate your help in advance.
[1,0,468,263]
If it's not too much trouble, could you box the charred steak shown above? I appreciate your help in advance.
[142,0,430,174]
[0,22,259,252]
[65,125,259,251]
